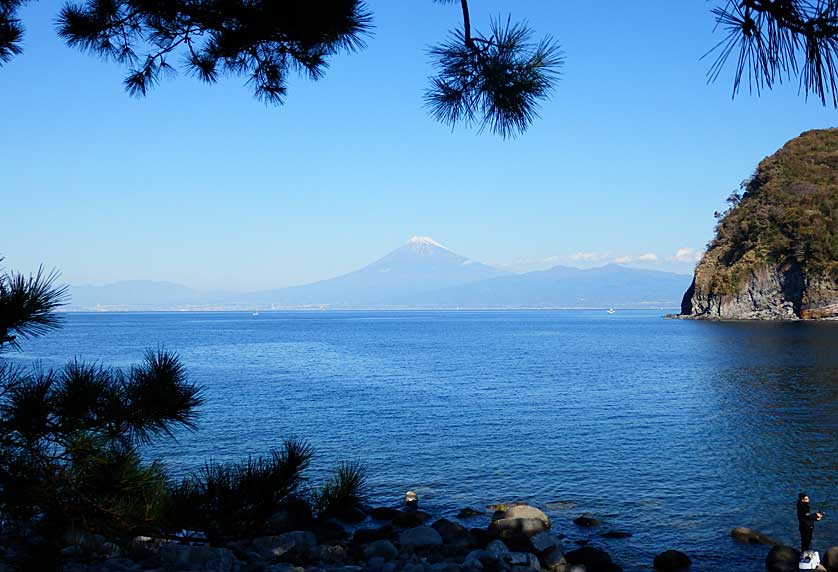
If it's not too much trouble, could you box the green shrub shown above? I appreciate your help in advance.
[165,439,314,541]
[314,460,367,520]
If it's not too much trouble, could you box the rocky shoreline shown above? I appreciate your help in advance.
[5,497,837,572]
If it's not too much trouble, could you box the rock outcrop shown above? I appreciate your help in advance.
[679,129,838,321]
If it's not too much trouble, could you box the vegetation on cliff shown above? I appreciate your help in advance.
[701,128,838,295]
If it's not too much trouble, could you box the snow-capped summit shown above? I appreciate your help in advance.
[406,236,450,254]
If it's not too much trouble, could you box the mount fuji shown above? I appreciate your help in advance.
[248,236,509,307]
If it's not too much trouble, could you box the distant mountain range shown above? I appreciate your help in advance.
[66,237,691,311]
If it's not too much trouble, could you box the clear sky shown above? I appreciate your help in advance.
[1,1,836,291]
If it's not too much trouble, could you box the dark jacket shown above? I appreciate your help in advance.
[798,500,818,529]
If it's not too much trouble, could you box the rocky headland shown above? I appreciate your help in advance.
[679,129,838,320]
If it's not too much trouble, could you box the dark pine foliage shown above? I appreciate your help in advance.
[0,261,205,567]
[425,13,562,138]
[314,460,367,520]
[707,0,838,106]
[0,259,67,351]
[54,0,374,105]
[166,439,314,541]
[0,351,204,533]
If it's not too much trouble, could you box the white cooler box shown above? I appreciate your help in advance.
[799,550,821,570]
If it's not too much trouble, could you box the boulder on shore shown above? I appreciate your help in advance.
[394,510,432,528]
[653,549,691,571]
[160,544,237,572]
[765,545,801,572]
[253,531,317,561]
[399,526,443,549]
[353,525,395,544]
[529,531,561,555]
[370,507,402,521]
[489,505,551,539]
[364,540,399,561]
[432,519,476,547]
[541,546,568,572]
[824,546,838,572]
[564,546,620,572]
[731,527,778,546]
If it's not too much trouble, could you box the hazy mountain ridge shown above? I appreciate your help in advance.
[65,237,691,310]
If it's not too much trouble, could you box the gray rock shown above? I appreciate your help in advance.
[572,515,601,528]
[679,261,838,320]
[100,558,140,572]
[265,565,296,572]
[487,540,511,558]
[507,553,540,569]
[364,540,399,561]
[370,507,402,521]
[160,544,238,572]
[131,535,163,557]
[63,531,106,552]
[730,527,778,546]
[600,532,631,540]
[825,547,838,572]
[464,550,495,565]
[564,546,617,572]
[652,550,691,571]
[62,564,91,572]
[62,545,84,557]
[318,544,348,564]
[766,545,801,572]
[254,531,317,559]
[399,527,443,549]
[457,508,484,519]
[382,564,398,572]
[368,556,387,570]
[354,525,395,544]
[404,563,426,572]
[489,506,550,539]
[541,547,568,572]
[432,519,475,547]
[530,533,560,555]
[394,510,432,528]
[568,566,586,572]
[101,543,121,559]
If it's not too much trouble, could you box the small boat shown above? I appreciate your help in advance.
[251,312,260,316]
[607,308,616,314]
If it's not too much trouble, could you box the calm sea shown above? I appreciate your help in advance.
[8,311,838,572]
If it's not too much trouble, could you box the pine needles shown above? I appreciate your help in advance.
[426,13,563,139]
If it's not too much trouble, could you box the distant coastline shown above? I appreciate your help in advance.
[57,306,681,313]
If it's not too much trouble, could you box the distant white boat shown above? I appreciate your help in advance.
[252,312,260,316]
[607,308,616,314]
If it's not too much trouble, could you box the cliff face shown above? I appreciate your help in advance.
[681,129,838,320]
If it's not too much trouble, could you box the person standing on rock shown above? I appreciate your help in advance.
[797,492,824,553]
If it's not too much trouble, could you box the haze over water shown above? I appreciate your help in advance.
[11,310,838,572]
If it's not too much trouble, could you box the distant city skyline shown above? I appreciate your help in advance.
[2,1,836,290]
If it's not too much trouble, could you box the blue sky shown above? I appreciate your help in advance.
[1,1,835,291]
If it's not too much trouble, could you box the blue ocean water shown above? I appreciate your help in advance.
[8,310,838,572]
